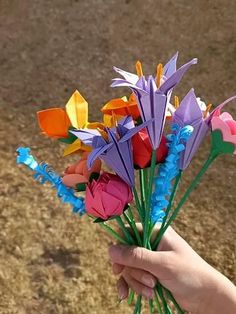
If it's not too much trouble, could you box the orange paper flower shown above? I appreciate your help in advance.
[101,94,140,127]
[37,90,104,156]
[62,152,101,188]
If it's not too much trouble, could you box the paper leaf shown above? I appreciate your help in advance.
[75,183,86,192]
[93,215,120,223]
[211,130,235,155]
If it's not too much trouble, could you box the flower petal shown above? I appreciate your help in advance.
[66,90,88,129]
[37,108,71,139]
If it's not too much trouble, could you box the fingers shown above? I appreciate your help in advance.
[109,245,170,278]
[117,276,129,300]
[124,266,157,288]
[112,263,124,275]
[122,271,154,299]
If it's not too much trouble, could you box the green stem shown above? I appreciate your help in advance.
[134,295,142,314]
[100,222,128,245]
[156,284,171,314]
[139,169,146,209]
[115,216,135,245]
[143,150,156,247]
[133,186,144,223]
[152,171,182,249]
[164,288,184,314]
[149,299,154,314]
[154,288,164,314]
[128,290,135,305]
[154,152,218,249]
[125,208,142,246]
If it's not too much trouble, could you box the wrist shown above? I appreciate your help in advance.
[199,267,236,314]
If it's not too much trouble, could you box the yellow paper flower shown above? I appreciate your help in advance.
[37,90,104,156]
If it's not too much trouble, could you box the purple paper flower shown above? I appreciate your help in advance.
[70,116,151,187]
[173,89,236,169]
[111,53,197,149]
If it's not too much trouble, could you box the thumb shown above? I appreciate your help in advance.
[109,245,170,278]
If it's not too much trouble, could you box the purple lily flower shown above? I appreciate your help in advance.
[173,89,236,169]
[70,116,151,187]
[111,52,197,149]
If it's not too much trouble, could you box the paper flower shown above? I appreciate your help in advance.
[132,129,168,168]
[62,152,101,188]
[111,53,197,149]
[85,172,133,220]
[151,124,194,223]
[16,147,85,215]
[211,112,236,154]
[173,90,236,169]
[71,116,151,186]
[37,90,104,156]
[101,94,140,127]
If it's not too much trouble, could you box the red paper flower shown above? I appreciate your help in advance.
[132,129,168,168]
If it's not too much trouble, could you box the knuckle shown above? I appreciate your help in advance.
[130,247,144,263]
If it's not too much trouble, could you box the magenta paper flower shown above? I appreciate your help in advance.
[111,53,197,149]
[211,112,236,153]
[173,89,236,169]
[85,172,133,220]
[70,116,151,186]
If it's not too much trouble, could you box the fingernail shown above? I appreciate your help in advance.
[109,245,120,260]
[142,275,155,288]
[142,287,154,299]
[118,287,127,300]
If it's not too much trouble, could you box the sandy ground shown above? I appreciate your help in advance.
[0,0,235,313]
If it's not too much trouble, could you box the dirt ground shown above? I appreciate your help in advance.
[0,1,235,313]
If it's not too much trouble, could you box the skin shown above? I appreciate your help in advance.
[108,225,236,314]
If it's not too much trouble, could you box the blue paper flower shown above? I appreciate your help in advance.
[16,147,85,215]
[151,124,193,223]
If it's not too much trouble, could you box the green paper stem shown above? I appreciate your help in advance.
[133,186,144,223]
[154,288,164,314]
[143,150,156,247]
[156,284,172,314]
[128,290,135,305]
[134,295,142,314]
[149,299,154,314]
[154,151,218,250]
[139,169,146,209]
[124,208,142,246]
[115,216,135,245]
[100,223,128,245]
[164,288,185,314]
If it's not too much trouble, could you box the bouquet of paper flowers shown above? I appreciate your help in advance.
[16,53,236,314]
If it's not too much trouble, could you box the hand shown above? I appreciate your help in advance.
[109,225,236,314]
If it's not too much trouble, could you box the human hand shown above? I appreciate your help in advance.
[109,225,236,314]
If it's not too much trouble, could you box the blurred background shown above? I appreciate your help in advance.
[0,1,235,313]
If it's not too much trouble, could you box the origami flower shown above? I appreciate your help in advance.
[85,172,133,220]
[101,94,140,127]
[211,111,236,154]
[62,152,101,188]
[111,52,197,149]
[151,124,193,223]
[132,129,168,168]
[37,90,104,156]
[71,116,151,186]
[173,89,236,169]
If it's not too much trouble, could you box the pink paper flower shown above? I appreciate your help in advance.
[62,152,101,187]
[211,111,236,154]
[85,172,133,220]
